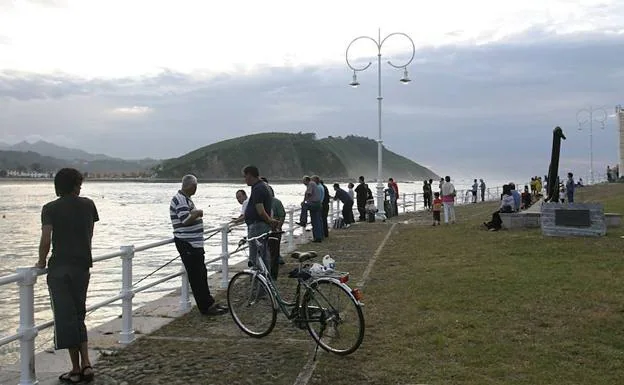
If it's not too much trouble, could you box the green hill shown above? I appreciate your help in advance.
[155,132,438,181]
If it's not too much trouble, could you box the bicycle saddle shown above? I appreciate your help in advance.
[290,251,317,262]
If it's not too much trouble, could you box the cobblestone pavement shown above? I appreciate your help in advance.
[86,218,405,385]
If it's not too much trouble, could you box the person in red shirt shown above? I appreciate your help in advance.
[432,192,442,226]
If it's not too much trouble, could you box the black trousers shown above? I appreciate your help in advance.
[175,238,215,314]
[423,193,432,209]
[342,201,354,224]
[322,204,329,237]
[267,234,281,280]
[357,201,366,221]
[485,210,506,230]
[47,265,90,350]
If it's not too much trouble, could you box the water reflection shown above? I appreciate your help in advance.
[0,178,493,364]
[0,181,310,364]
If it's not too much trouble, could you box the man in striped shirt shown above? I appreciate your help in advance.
[170,175,227,316]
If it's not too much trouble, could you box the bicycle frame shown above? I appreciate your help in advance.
[245,233,302,318]
[244,232,363,322]
[231,231,366,355]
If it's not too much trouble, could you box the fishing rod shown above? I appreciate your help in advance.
[132,229,225,287]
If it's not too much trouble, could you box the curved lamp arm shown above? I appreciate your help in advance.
[345,35,380,72]
[381,32,416,69]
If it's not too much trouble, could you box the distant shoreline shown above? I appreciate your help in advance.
[0,177,303,184]
[0,177,425,184]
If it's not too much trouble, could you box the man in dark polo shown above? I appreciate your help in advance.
[243,165,279,270]
[36,168,98,383]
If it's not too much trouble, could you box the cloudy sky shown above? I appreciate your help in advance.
[0,0,623,182]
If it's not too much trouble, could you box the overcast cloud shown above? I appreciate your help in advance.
[1,28,623,182]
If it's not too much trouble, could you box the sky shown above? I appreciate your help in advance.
[0,0,623,182]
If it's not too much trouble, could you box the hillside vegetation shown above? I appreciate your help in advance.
[155,132,438,180]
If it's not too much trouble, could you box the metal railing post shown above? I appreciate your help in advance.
[402,193,406,213]
[179,264,191,312]
[287,208,294,252]
[335,199,341,221]
[413,192,417,212]
[16,267,38,385]
[119,245,135,344]
[220,224,229,289]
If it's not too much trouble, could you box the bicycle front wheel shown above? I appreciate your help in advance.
[227,271,277,338]
[302,278,365,355]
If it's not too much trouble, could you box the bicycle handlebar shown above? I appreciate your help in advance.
[243,230,285,244]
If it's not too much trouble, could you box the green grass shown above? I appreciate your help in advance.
[310,184,624,385]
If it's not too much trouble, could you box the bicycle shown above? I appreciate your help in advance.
[227,230,365,356]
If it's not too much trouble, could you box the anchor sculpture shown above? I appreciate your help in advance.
[545,126,566,202]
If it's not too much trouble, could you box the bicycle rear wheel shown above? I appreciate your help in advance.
[302,278,365,355]
[227,271,277,338]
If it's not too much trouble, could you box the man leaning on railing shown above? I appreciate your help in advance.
[169,174,228,317]
[35,168,98,383]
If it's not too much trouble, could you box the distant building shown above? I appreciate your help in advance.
[617,105,624,174]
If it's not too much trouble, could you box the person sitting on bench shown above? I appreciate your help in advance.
[483,184,515,231]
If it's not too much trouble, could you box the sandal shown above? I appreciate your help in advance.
[81,365,95,382]
[59,371,81,384]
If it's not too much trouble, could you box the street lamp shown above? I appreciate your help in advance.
[576,106,607,184]
[345,29,416,219]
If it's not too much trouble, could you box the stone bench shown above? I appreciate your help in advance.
[500,211,621,230]
[500,212,541,230]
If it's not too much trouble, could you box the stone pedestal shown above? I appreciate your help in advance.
[541,203,606,237]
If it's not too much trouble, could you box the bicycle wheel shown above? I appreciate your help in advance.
[302,278,365,355]
[227,271,277,338]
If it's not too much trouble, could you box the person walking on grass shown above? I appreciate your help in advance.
[170,175,228,316]
[36,168,98,384]
[441,175,457,224]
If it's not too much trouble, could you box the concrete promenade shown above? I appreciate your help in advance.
[1,211,422,385]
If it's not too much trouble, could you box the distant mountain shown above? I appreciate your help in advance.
[0,150,66,172]
[0,141,160,175]
[9,140,115,162]
[155,132,439,181]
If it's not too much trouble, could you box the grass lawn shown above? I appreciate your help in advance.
[310,183,624,385]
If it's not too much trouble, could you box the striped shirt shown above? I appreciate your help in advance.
[170,190,204,248]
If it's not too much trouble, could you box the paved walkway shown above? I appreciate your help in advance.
[42,217,404,385]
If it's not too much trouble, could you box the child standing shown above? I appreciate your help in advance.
[432,192,442,226]
[559,187,566,203]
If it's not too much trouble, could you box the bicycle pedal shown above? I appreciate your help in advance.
[293,320,307,330]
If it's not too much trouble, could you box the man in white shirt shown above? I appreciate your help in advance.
[231,189,248,225]
[440,176,456,224]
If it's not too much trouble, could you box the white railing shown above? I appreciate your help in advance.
[0,187,506,384]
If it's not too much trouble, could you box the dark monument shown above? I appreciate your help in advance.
[545,126,566,203]
[540,126,606,236]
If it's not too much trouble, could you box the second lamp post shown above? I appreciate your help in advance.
[345,28,415,219]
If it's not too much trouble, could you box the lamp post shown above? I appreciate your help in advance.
[576,106,607,184]
[345,29,415,219]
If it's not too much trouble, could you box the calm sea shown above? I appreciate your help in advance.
[0,177,506,364]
